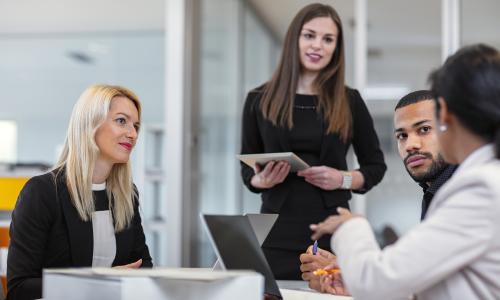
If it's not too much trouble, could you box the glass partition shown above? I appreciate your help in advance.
[365,0,442,237]
[0,32,166,263]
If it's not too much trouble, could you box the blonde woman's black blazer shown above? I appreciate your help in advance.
[6,171,152,300]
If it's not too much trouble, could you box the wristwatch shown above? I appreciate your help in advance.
[340,171,352,190]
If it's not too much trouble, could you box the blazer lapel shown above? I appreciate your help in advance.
[110,199,133,266]
[57,180,94,267]
[113,223,133,266]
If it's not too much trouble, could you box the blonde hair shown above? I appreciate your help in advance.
[54,84,142,232]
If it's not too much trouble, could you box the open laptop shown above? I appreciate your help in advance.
[212,213,278,270]
[245,213,278,245]
[201,214,282,299]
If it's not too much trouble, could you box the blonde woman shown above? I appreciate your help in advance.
[7,85,152,300]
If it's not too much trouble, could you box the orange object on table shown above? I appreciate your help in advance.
[313,268,341,276]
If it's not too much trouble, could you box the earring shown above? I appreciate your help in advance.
[439,124,448,132]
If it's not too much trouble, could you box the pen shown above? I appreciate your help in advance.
[313,268,341,276]
[312,240,318,255]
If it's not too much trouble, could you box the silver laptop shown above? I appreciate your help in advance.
[212,213,277,269]
[201,214,282,299]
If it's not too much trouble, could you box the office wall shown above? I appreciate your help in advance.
[195,0,279,267]
[0,32,166,264]
[0,34,165,164]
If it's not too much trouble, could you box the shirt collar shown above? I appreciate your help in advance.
[92,182,106,191]
[419,164,458,196]
[455,144,495,173]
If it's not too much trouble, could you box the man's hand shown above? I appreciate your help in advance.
[299,245,336,291]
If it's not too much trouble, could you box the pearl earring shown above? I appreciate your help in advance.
[439,124,448,132]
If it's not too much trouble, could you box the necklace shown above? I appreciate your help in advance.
[294,104,317,110]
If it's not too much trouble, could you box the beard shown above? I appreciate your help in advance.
[404,151,448,183]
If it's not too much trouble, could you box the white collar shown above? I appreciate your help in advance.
[457,144,495,172]
[92,182,106,191]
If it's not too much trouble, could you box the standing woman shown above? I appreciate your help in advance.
[240,3,386,279]
[7,85,152,300]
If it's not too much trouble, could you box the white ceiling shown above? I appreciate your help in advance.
[248,0,500,46]
[1,0,498,45]
[248,0,353,41]
[0,0,164,34]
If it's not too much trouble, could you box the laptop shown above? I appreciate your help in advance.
[201,214,282,299]
[245,213,278,245]
[213,213,278,269]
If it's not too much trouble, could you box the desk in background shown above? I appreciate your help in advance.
[0,176,29,295]
[1,166,47,296]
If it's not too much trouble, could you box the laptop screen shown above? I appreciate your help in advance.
[202,214,282,298]
[245,213,278,246]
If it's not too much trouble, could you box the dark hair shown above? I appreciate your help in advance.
[429,44,500,158]
[259,3,350,141]
[394,90,434,111]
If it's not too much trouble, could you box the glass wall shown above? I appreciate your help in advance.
[0,32,166,262]
[462,0,500,49]
[240,5,281,214]
[365,0,442,238]
[196,0,279,267]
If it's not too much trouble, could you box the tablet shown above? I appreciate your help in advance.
[237,152,310,172]
[201,214,282,299]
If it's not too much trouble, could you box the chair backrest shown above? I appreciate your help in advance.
[0,227,8,248]
[0,226,9,299]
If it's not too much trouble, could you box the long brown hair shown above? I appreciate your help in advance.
[259,3,351,141]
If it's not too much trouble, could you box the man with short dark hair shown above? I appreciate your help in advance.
[394,90,457,220]
[300,90,457,291]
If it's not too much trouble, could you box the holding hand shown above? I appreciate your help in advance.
[113,258,142,269]
[297,166,343,190]
[319,262,351,296]
[299,245,337,291]
[251,161,291,189]
[310,207,357,240]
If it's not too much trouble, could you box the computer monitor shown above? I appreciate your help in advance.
[201,214,282,299]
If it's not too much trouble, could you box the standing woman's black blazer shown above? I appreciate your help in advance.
[6,171,152,300]
[241,87,387,211]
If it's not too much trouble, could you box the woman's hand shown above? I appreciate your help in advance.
[250,161,291,189]
[113,259,142,269]
[297,166,343,190]
[299,246,337,291]
[310,208,357,240]
[319,263,350,296]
